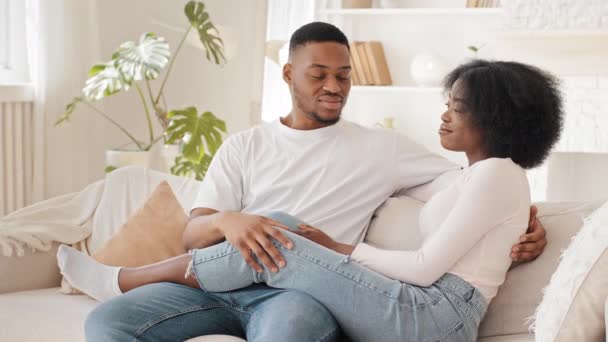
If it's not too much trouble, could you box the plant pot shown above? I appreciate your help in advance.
[161,144,180,173]
[105,150,152,171]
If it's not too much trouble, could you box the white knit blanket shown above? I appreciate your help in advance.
[0,167,201,257]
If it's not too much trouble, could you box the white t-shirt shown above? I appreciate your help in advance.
[191,118,459,244]
[351,158,531,302]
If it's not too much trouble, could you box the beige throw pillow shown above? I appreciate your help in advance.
[92,181,188,267]
[473,200,605,337]
[530,200,608,342]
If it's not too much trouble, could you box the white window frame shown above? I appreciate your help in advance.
[0,0,29,84]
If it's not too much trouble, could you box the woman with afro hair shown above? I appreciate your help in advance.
[60,60,563,342]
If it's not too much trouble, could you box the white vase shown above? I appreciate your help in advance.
[161,144,180,173]
[410,53,450,87]
[105,150,152,170]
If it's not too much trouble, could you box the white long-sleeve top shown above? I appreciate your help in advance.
[351,158,530,302]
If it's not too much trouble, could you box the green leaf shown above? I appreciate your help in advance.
[88,64,107,77]
[105,165,118,173]
[170,155,212,180]
[165,106,226,180]
[185,1,226,65]
[82,62,130,101]
[114,32,171,82]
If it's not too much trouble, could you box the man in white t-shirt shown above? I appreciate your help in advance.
[86,22,547,342]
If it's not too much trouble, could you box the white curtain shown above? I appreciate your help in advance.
[260,0,315,122]
[25,0,107,200]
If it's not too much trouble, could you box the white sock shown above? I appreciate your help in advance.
[56,245,123,302]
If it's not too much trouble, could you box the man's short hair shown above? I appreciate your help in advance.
[289,22,350,58]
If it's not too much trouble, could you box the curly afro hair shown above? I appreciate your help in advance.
[443,60,564,169]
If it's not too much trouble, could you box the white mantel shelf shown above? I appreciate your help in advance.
[500,29,608,39]
[351,86,442,93]
[319,8,503,16]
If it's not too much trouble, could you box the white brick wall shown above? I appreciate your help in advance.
[558,75,608,153]
[528,76,608,201]
[503,0,608,30]
[502,1,608,200]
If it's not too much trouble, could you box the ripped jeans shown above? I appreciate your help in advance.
[188,211,488,342]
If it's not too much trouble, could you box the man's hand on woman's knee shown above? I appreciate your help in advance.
[216,212,294,273]
[510,205,547,262]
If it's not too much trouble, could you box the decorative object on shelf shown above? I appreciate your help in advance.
[342,0,372,8]
[350,41,392,86]
[467,43,486,57]
[375,116,395,129]
[409,52,449,87]
[55,1,227,178]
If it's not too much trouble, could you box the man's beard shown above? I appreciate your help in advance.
[293,87,342,126]
[306,111,340,125]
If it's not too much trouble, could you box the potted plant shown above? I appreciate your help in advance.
[56,0,227,177]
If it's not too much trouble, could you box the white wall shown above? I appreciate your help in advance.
[41,0,105,199]
[44,0,267,198]
[499,0,608,201]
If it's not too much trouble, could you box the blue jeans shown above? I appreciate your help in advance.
[190,212,488,342]
[85,283,339,341]
[84,212,340,342]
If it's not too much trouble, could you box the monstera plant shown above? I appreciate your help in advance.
[56,1,227,179]
[165,107,226,180]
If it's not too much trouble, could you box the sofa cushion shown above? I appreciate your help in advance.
[531,200,608,342]
[92,181,188,267]
[0,288,247,342]
[365,195,605,338]
[477,334,534,342]
[478,200,605,337]
[363,196,424,250]
[87,166,202,254]
[0,288,96,342]
[0,243,61,294]
[0,287,530,342]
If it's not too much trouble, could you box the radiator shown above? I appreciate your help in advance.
[0,101,34,216]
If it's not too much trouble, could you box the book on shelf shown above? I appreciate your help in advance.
[466,0,500,8]
[350,41,368,85]
[356,42,374,85]
[363,41,392,85]
[350,41,392,86]
[349,54,361,85]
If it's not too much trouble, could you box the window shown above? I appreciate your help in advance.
[260,0,314,122]
[0,0,30,84]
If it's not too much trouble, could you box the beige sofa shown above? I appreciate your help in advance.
[1,172,605,341]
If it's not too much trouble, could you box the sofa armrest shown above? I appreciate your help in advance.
[0,243,62,294]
